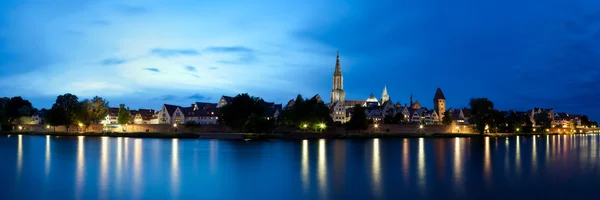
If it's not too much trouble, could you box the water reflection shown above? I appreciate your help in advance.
[372,139,381,197]
[301,140,309,192]
[76,136,85,199]
[133,139,142,198]
[516,137,521,175]
[45,135,51,179]
[402,139,409,181]
[484,137,491,183]
[100,137,109,198]
[317,139,327,198]
[116,137,123,188]
[16,134,22,182]
[171,139,180,198]
[210,140,217,175]
[532,136,537,173]
[418,138,425,191]
[453,138,463,192]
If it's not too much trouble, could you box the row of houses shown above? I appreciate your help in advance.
[30,95,283,125]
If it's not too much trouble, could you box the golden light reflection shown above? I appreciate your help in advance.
[76,136,85,199]
[402,139,409,181]
[116,137,123,187]
[515,136,521,175]
[133,139,142,199]
[418,138,425,190]
[532,135,537,173]
[318,139,327,197]
[302,140,309,192]
[99,137,109,197]
[45,135,51,178]
[484,137,491,183]
[17,135,22,181]
[453,137,463,191]
[372,139,382,197]
[171,138,180,198]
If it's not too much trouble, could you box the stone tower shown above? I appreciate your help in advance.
[381,85,389,103]
[330,51,346,104]
[433,88,446,119]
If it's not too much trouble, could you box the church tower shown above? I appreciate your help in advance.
[381,85,389,103]
[433,88,446,119]
[330,51,346,104]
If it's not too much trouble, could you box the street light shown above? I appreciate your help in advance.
[319,123,326,129]
[303,124,308,129]
[374,124,379,129]
[173,124,178,128]
[419,125,424,129]
[516,128,520,132]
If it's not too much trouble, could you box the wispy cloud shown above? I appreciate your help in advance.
[189,74,200,78]
[100,58,127,66]
[154,95,177,101]
[208,67,218,70]
[90,20,110,26]
[185,66,196,72]
[205,46,254,53]
[187,93,210,101]
[150,48,200,57]
[117,5,147,15]
[143,68,160,73]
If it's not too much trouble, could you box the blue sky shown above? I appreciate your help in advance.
[1,0,600,119]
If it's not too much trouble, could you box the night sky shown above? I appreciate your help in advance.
[1,0,599,119]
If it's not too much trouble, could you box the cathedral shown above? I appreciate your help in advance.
[329,52,447,125]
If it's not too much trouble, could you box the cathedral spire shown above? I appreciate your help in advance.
[334,51,341,75]
[381,84,389,103]
[410,93,413,106]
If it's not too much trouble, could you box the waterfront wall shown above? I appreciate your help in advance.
[16,124,474,134]
[18,124,233,133]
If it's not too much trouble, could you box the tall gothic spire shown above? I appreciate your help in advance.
[381,84,389,103]
[334,51,341,75]
[410,93,413,106]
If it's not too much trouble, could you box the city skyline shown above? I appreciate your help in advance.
[1,0,600,120]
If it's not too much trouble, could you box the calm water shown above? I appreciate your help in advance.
[1,135,599,200]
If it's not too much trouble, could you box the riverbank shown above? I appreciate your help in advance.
[0,131,585,140]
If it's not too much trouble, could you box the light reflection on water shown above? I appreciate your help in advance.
[3,135,600,199]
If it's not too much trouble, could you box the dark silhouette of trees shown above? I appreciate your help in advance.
[534,111,552,134]
[442,110,453,125]
[469,98,494,135]
[219,93,273,134]
[117,104,132,124]
[47,93,79,131]
[347,105,368,131]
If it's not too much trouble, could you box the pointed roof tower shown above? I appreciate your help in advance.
[410,93,413,106]
[334,51,342,76]
[381,84,389,103]
[434,88,446,100]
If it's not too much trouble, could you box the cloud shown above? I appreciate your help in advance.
[185,66,196,72]
[117,5,147,15]
[150,48,200,57]
[208,67,218,70]
[90,20,110,26]
[100,58,127,66]
[187,93,211,101]
[205,46,254,53]
[153,95,177,101]
[206,46,257,64]
[189,74,199,78]
[143,68,160,73]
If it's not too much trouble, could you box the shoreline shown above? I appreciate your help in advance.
[0,131,584,140]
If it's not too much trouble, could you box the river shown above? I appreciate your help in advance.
[0,134,599,199]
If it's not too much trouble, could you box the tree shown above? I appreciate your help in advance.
[117,104,132,124]
[281,94,332,128]
[442,110,453,125]
[393,113,405,124]
[580,115,591,127]
[489,110,507,133]
[347,105,368,131]
[45,94,79,131]
[534,111,552,134]
[219,93,272,134]
[76,96,110,127]
[469,98,494,135]
[5,96,34,125]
